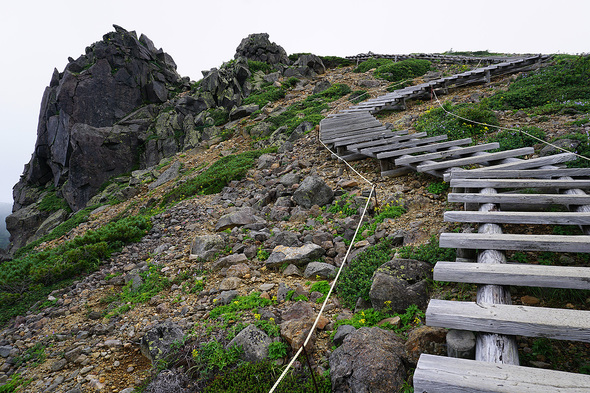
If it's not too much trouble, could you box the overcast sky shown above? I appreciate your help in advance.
[0,0,588,204]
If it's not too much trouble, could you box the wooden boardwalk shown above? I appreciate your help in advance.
[320,55,550,178]
[320,54,590,392]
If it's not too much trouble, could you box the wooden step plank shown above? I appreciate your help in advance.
[414,354,590,393]
[359,135,448,156]
[323,130,394,146]
[444,211,590,225]
[416,147,534,172]
[444,167,590,181]
[344,131,410,151]
[469,152,577,172]
[321,127,387,144]
[320,121,383,135]
[395,143,500,165]
[439,233,590,253]
[376,138,473,160]
[426,299,590,342]
[434,261,590,290]
[449,178,590,189]
[322,126,385,140]
[333,131,419,148]
[447,192,590,205]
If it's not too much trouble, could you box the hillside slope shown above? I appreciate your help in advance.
[1,36,589,392]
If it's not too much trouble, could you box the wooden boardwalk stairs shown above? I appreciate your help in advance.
[321,54,590,392]
[320,55,548,178]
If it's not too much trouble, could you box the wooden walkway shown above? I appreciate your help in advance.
[320,54,590,391]
[320,55,550,178]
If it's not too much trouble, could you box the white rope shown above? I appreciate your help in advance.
[431,89,590,163]
[268,186,375,393]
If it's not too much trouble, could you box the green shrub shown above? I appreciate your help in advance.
[349,90,369,104]
[487,55,590,110]
[316,83,352,100]
[161,148,276,205]
[209,292,272,321]
[267,341,288,360]
[336,239,397,308]
[320,56,354,68]
[0,215,152,326]
[0,373,31,393]
[427,182,450,195]
[202,360,331,392]
[489,126,546,151]
[357,201,406,241]
[397,235,456,264]
[38,192,71,213]
[326,193,358,217]
[243,85,286,107]
[415,102,499,142]
[310,280,331,303]
[282,77,299,89]
[374,59,431,83]
[353,58,393,73]
[248,60,275,74]
[332,304,425,339]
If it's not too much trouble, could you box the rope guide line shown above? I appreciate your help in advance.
[430,88,590,163]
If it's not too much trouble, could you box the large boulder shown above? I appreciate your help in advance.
[280,302,316,351]
[329,327,407,392]
[140,322,184,365]
[215,207,265,231]
[234,33,289,65]
[265,244,325,267]
[190,234,225,261]
[369,258,432,313]
[226,324,272,362]
[292,176,334,208]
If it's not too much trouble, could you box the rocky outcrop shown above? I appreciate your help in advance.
[329,327,407,392]
[234,33,290,65]
[369,258,432,313]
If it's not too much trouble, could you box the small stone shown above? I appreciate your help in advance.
[260,283,275,292]
[51,358,68,371]
[127,366,135,373]
[80,365,94,375]
[521,295,540,306]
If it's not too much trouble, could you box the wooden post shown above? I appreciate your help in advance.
[475,187,520,364]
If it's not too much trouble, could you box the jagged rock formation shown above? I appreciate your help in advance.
[234,33,290,65]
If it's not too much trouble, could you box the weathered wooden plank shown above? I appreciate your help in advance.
[416,147,534,172]
[320,123,383,137]
[439,233,590,253]
[359,135,448,156]
[322,128,388,144]
[376,138,473,160]
[344,131,410,150]
[426,299,590,342]
[414,354,590,393]
[335,131,426,148]
[434,262,590,290]
[444,167,590,181]
[469,153,577,171]
[395,143,500,165]
[449,178,590,189]
[331,130,402,147]
[444,211,590,225]
[447,192,590,205]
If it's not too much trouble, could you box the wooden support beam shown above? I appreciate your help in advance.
[416,147,534,172]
